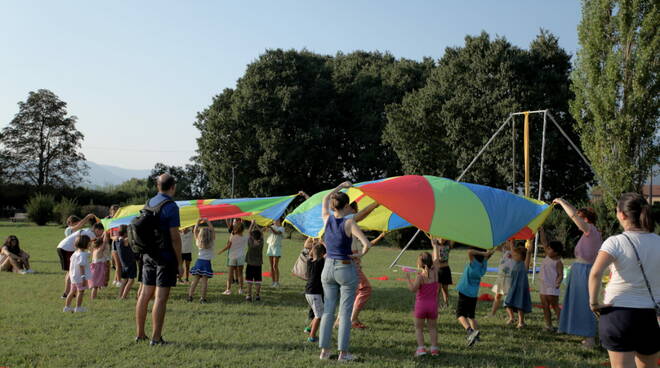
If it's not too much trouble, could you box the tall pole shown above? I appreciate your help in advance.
[231,166,235,198]
[523,112,533,253]
[512,116,516,193]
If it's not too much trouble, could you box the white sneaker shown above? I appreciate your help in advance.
[222,289,231,295]
[338,353,357,362]
[19,269,28,275]
[238,289,243,295]
[319,351,331,360]
[114,281,122,287]
[74,307,87,313]
[63,306,74,313]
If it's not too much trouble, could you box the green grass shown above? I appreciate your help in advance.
[0,222,609,367]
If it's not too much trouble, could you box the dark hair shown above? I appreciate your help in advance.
[548,240,563,254]
[311,243,326,260]
[470,247,485,262]
[67,215,80,225]
[251,229,262,241]
[617,192,655,232]
[577,207,597,224]
[118,224,128,237]
[157,174,176,191]
[513,246,527,259]
[92,238,104,249]
[349,202,359,213]
[92,223,105,231]
[331,192,350,211]
[75,235,91,250]
[417,251,434,276]
[3,235,20,253]
[232,222,244,235]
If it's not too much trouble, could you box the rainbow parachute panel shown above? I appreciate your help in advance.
[286,175,553,249]
[102,195,297,230]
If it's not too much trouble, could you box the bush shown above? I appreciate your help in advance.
[80,204,109,219]
[26,194,55,226]
[53,197,80,225]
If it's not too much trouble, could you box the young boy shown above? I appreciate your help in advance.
[456,247,494,347]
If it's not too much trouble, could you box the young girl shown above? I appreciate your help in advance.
[538,229,563,331]
[116,225,137,299]
[305,242,326,343]
[188,218,215,303]
[245,220,264,302]
[219,221,249,295]
[405,240,442,357]
[489,240,515,319]
[456,247,494,347]
[504,245,533,328]
[266,219,285,287]
[89,238,108,300]
[64,235,91,313]
[180,227,194,284]
[434,238,453,310]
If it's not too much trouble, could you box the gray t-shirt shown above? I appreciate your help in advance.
[245,237,264,266]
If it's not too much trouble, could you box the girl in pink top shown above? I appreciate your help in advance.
[405,240,441,357]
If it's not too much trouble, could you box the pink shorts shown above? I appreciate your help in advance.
[90,262,108,288]
[414,300,438,319]
[71,282,88,292]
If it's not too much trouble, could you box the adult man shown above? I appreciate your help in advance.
[135,173,183,345]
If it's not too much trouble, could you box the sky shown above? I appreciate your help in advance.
[0,0,582,170]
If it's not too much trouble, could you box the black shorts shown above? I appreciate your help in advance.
[57,248,74,271]
[121,266,137,280]
[456,292,477,319]
[438,266,453,285]
[599,306,660,355]
[245,265,262,283]
[182,253,192,262]
[142,252,178,288]
[136,257,144,284]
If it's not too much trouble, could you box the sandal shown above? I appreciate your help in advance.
[352,321,367,329]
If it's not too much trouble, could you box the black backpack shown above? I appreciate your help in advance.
[127,199,173,255]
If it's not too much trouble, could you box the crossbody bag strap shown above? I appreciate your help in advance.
[621,233,658,306]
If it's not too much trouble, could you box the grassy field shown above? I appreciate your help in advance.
[0,221,610,367]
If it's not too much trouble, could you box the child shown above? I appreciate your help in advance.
[504,245,533,328]
[89,238,108,299]
[405,240,442,357]
[266,219,285,287]
[245,220,264,302]
[489,240,515,319]
[188,218,215,303]
[305,242,326,343]
[179,227,194,284]
[218,221,249,295]
[456,247,494,346]
[64,235,92,312]
[434,238,453,310]
[116,225,137,299]
[538,229,563,331]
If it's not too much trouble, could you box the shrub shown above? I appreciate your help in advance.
[80,204,109,219]
[53,197,80,225]
[26,194,55,226]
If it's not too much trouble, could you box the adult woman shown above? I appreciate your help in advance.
[318,182,372,362]
[0,235,32,274]
[589,193,659,367]
[553,198,602,347]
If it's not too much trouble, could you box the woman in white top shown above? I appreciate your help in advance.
[589,193,659,367]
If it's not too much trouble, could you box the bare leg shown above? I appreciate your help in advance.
[505,307,515,324]
[269,257,275,283]
[634,351,659,368]
[310,317,321,338]
[75,289,85,308]
[458,316,470,330]
[427,318,438,347]
[540,295,552,327]
[112,253,121,283]
[188,276,200,297]
[238,266,244,291]
[226,267,234,291]
[517,310,525,327]
[200,277,208,299]
[135,285,156,338]
[607,350,636,368]
[440,284,449,307]
[549,295,560,322]
[151,286,171,341]
[63,272,71,296]
[247,282,252,297]
[273,257,280,283]
[91,287,98,300]
[65,288,76,308]
[118,279,127,298]
[255,283,261,296]
[468,318,478,330]
[184,259,191,281]
[121,279,134,299]
[414,317,426,348]
[490,293,503,316]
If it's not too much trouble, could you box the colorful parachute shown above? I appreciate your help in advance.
[286,176,553,249]
[101,195,297,230]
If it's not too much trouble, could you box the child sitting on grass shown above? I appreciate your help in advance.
[504,245,533,328]
[188,218,215,303]
[89,238,108,300]
[64,235,91,313]
[406,239,442,357]
[456,247,494,347]
[304,242,325,343]
[538,229,563,331]
[116,225,137,299]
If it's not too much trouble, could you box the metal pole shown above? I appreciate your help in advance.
[457,114,514,181]
[531,111,548,283]
[511,110,547,115]
[512,116,516,193]
[388,229,421,268]
[231,166,235,198]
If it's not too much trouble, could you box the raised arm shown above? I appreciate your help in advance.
[353,203,379,223]
[552,198,590,234]
[370,232,386,246]
[194,218,203,238]
[248,220,256,233]
[304,237,315,250]
[523,246,532,269]
[206,219,216,240]
[322,181,352,221]
[298,191,310,200]
[269,225,282,235]
[70,214,95,232]
[538,227,548,247]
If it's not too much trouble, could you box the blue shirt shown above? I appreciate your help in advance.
[147,193,180,252]
[323,215,353,260]
[456,258,488,298]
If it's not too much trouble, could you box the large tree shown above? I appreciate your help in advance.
[0,89,88,187]
[570,0,659,204]
[384,31,593,200]
[148,159,212,199]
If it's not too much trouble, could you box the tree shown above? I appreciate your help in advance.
[148,159,212,199]
[570,0,659,205]
[0,89,88,187]
[384,31,593,200]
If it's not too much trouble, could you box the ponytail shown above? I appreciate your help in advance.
[617,192,655,232]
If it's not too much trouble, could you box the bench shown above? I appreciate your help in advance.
[10,213,28,222]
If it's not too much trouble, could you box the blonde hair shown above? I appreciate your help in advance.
[196,227,214,250]
[416,251,433,279]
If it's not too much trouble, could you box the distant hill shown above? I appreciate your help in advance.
[83,161,150,188]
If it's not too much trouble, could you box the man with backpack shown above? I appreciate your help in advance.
[134,173,183,345]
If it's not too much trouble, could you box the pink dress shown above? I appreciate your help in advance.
[414,282,439,319]
[539,257,560,296]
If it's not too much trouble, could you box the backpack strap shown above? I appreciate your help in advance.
[621,233,658,308]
